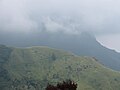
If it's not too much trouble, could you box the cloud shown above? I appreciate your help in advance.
[97,34,120,52]
[1,0,120,51]
[42,16,81,34]
[0,0,38,32]
[1,0,120,35]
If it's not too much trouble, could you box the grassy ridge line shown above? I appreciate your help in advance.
[1,46,120,90]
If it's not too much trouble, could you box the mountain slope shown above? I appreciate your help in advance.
[1,31,120,71]
[0,45,120,90]
[33,32,120,71]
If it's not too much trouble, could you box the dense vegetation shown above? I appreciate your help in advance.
[46,80,77,90]
[0,45,120,90]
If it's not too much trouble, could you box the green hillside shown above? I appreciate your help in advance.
[0,45,120,90]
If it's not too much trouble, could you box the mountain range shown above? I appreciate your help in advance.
[47,32,120,71]
[0,16,120,71]
[1,31,120,71]
[0,45,120,90]
[41,32,120,71]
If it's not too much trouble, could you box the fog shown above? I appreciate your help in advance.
[0,0,120,51]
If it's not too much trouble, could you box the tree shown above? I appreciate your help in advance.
[51,53,56,61]
[46,80,77,90]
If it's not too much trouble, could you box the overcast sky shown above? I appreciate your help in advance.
[0,0,120,51]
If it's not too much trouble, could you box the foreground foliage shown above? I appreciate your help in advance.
[46,80,77,90]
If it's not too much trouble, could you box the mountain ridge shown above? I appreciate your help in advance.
[33,32,120,71]
[0,31,120,71]
[0,45,120,90]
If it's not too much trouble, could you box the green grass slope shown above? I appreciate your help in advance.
[0,45,120,90]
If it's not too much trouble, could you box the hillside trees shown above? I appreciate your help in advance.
[46,80,77,90]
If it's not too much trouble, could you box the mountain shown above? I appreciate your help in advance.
[0,16,120,71]
[30,32,120,71]
[0,45,120,90]
[1,31,120,71]
[1,30,120,71]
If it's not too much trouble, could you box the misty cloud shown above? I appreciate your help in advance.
[0,0,120,34]
[0,0,38,32]
[1,0,120,51]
